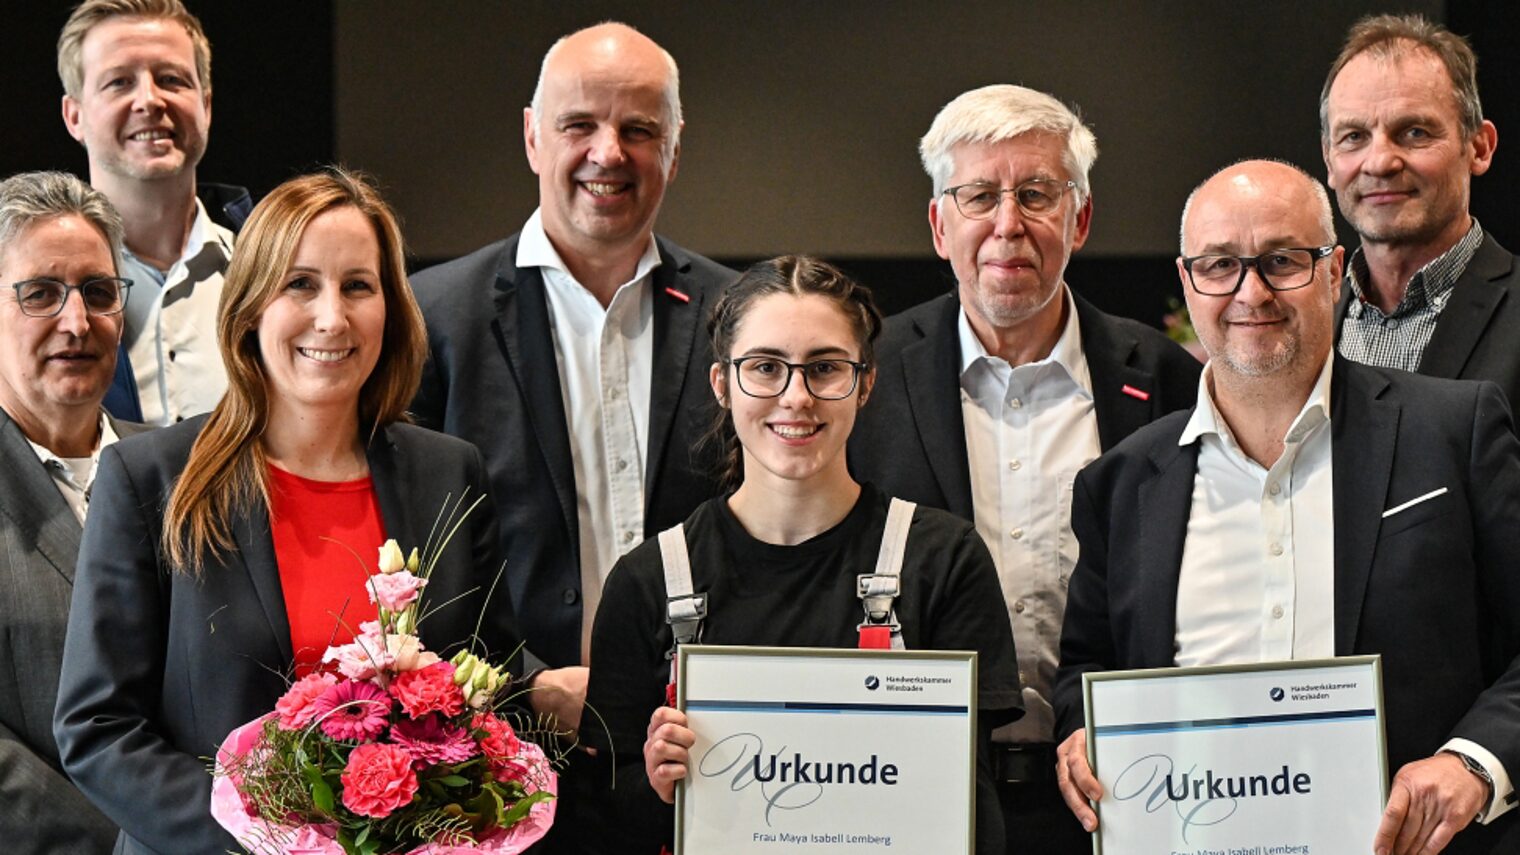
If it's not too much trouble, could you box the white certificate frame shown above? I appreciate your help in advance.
[675,644,978,855]
[1083,656,1388,855]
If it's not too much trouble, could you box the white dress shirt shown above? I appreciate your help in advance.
[1173,355,1513,821]
[518,209,659,662]
[959,289,1101,744]
[118,199,233,425]
[25,412,120,525]
[1175,355,1336,666]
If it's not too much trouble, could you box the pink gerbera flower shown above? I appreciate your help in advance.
[309,679,392,741]
[390,715,478,766]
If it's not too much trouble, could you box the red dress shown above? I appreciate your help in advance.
[267,464,385,675]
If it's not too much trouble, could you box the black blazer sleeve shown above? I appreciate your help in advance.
[53,444,225,854]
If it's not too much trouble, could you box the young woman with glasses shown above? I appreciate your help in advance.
[581,255,1022,854]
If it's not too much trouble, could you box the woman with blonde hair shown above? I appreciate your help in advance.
[54,169,519,855]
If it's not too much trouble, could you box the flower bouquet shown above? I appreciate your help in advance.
[212,533,555,855]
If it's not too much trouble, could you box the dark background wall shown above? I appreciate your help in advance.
[6,1,1517,324]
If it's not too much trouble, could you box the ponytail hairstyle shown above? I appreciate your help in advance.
[703,255,884,490]
[161,167,426,574]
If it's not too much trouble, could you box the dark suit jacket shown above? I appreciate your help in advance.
[0,409,147,854]
[1055,357,1520,853]
[1337,233,1520,411]
[849,290,1202,519]
[410,233,734,667]
[53,418,519,855]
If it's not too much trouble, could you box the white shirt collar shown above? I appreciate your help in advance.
[1180,353,1335,448]
[516,208,663,287]
[119,197,229,274]
[956,286,1093,397]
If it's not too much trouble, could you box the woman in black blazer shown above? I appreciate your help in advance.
[52,170,520,855]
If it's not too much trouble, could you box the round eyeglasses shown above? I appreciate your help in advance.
[10,277,132,318]
[726,356,868,400]
[941,178,1079,220]
[1180,247,1335,296]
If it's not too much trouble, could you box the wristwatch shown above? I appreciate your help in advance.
[1440,749,1495,820]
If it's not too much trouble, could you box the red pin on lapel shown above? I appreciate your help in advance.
[664,286,691,303]
[1121,384,1151,401]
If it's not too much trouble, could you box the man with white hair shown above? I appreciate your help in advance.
[0,170,150,853]
[850,84,1200,851]
[409,22,733,852]
[1055,159,1520,855]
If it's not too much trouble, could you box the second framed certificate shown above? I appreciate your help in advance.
[676,645,977,854]
[1084,656,1387,855]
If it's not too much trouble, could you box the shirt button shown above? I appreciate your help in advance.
[1269,542,1284,556]
[1008,459,1021,471]
[1010,398,1023,409]
[622,530,636,544]
[1014,600,1026,614]
[615,458,629,472]
[1271,604,1285,620]
[1268,482,1281,496]
[561,588,579,605]
[1011,527,1024,540]
[1383,318,1400,330]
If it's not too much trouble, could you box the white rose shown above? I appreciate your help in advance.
[377,539,406,574]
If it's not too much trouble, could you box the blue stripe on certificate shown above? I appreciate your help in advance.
[1094,708,1376,737]
[687,700,968,715]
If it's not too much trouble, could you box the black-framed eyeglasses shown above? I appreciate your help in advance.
[1180,246,1335,296]
[9,277,132,318]
[941,178,1079,220]
[726,356,868,400]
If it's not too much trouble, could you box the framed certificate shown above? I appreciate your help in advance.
[675,645,977,854]
[1083,656,1387,855]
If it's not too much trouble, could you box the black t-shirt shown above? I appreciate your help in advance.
[582,483,1022,853]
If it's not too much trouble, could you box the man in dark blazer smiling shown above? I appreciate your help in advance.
[1054,160,1520,855]
[409,23,733,852]
[849,84,1199,854]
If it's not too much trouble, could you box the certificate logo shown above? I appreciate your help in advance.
[1270,687,1285,702]
[864,675,880,691]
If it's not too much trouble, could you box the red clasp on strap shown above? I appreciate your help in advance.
[858,625,893,649]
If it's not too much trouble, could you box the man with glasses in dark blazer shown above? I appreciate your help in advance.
[849,84,1200,854]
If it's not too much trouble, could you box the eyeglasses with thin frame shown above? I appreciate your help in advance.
[9,277,132,318]
[1180,246,1335,296]
[941,178,1079,220]
[726,356,869,400]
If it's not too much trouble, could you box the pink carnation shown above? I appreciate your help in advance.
[389,661,464,718]
[366,570,427,612]
[275,672,338,731]
[340,743,418,819]
[389,714,478,766]
[310,679,392,741]
[321,620,395,681]
[472,712,525,779]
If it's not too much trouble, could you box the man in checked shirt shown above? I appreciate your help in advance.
[1323,14,1520,407]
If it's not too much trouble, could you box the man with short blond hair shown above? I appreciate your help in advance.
[58,0,248,426]
[1056,160,1520,855]
[0,170,148,854]
[1322,14,1520,410]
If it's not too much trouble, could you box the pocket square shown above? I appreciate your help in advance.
[1382,487,1449,518]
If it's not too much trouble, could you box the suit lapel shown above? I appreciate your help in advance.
[1075,294,1155,451]
[491,251,579,547]
[903,296,974,518]
[230,489,294,664]
[0,409,82,584]
[1136,437,1197,664]
[1330,359,1396,654]
[645,240,703,507]
[1415,235,1513,379]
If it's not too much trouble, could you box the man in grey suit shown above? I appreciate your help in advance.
[0,171,147,852]
[1323,15,1520,410]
